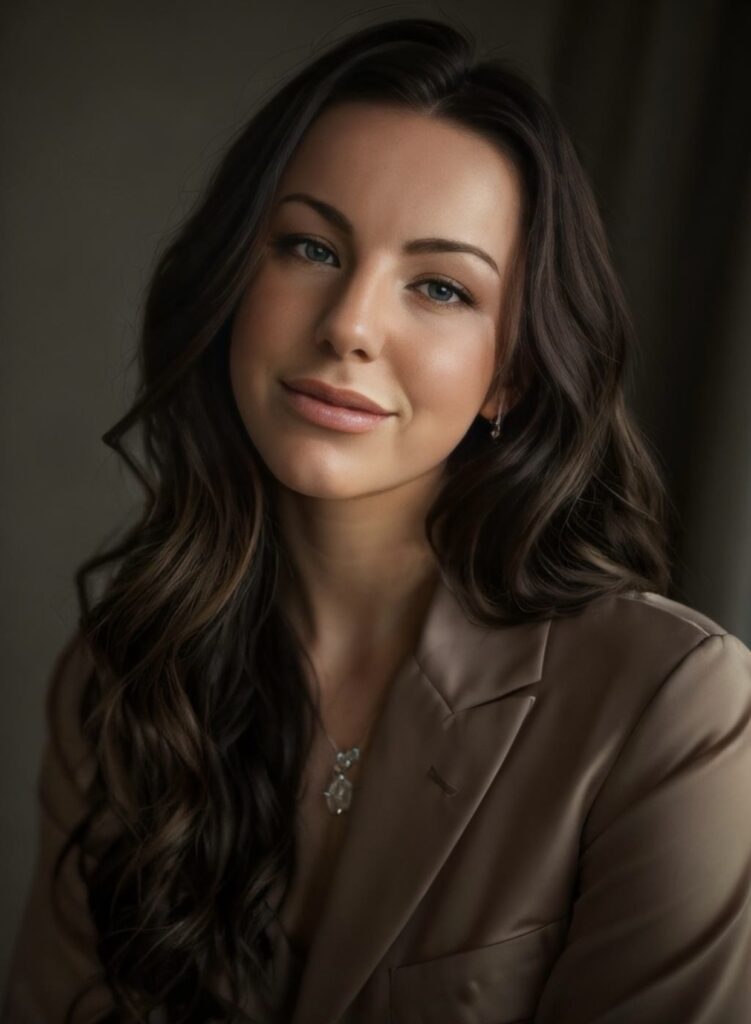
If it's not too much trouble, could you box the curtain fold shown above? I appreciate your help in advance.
[548,0,751,639]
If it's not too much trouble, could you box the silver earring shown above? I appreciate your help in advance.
[489,407,504,441]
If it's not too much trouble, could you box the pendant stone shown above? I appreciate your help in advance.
[323,747,360,815]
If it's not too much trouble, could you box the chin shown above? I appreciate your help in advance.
[254,443,373,500]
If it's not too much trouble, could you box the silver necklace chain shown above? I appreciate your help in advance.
[309,649,379,816]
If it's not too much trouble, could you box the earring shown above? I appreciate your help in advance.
[489,406,503,441]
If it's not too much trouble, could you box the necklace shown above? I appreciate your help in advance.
[320,717,375,815]
[309,656,380,816]
[307,637,426,815]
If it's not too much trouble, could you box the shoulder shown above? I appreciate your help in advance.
[575,596,751,854]
[540,589,751,744]
[550,587,737,667]
[576,586,727,636]
[613,588,729,638]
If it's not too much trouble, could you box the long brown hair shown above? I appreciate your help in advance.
[51,16,675,1022]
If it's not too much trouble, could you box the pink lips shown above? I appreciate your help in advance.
[283,376,392,414]
[280,381,395,434]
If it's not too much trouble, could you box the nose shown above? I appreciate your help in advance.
[313,258,389,360]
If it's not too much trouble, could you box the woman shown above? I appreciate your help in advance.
[4,16,750,1024]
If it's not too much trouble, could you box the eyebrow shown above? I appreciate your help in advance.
[277,192,500,277]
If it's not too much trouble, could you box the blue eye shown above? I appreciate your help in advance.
[271,233,476,308]
[417,279,472,306]
[274,234,337,265]
[298,239,335,264]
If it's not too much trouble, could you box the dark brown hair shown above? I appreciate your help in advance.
[52,16,675,1022]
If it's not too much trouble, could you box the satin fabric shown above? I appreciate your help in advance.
[3,577,751,1023]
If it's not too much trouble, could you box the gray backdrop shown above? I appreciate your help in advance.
[2,0,749,988]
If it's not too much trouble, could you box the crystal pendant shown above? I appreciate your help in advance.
[323,746,360,815]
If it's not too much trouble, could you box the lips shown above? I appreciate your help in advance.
[282,377,393,415]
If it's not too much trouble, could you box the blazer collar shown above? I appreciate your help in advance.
[268,572,551,1024]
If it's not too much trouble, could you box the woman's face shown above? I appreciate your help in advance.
[229,101,523,501]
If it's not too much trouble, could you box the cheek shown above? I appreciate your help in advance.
[228,271,302,400]
[228,291,273,435]
[401,329,496,428]
[231,273,288,363]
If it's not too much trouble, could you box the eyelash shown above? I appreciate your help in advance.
[270,233,477,308]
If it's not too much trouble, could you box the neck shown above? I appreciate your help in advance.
[271,472,443,678]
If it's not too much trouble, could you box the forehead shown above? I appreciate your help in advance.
[273,101,522,260]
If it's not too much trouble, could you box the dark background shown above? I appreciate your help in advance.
[1,0,749,985]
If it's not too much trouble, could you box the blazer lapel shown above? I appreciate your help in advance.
[288,574,551,1024]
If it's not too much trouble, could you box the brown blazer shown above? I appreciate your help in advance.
[3,578,751,1024]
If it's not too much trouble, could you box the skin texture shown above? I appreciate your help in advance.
[229,100,523,724]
